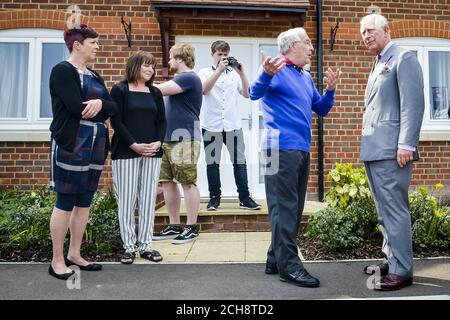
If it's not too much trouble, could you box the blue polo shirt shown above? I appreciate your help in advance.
[249,65,335,151]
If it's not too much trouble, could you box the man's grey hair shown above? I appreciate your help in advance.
[360,14,389,33]
[277,28,305,54]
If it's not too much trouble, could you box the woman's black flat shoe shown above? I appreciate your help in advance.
[48,264,75,280]
[65,257,103,271]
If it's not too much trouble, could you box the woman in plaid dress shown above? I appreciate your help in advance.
[48,24,117,280]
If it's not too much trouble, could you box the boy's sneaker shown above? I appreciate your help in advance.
[153,224,183,240]
[206,196,220,211]
[239,197,261,210]
[171,224,199,244]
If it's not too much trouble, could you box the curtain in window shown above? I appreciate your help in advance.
[429,51,450,120]
[40,43,69,118]
[0,43,29,118]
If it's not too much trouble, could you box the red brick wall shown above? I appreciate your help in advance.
[1,1,449,199]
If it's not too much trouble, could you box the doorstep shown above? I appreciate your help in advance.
[154,199,327,232]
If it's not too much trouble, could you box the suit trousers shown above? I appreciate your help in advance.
[264,150,309,275]
[364,160,413,277]
[112,157,161,252]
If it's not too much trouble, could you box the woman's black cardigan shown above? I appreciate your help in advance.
[110,81,166,159]
[49,61,117,151]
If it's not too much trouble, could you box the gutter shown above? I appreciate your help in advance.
[316,0,325,202]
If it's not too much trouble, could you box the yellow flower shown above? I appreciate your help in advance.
[435,183,444,190]
[434,209,446,218]
[30,191,37,198]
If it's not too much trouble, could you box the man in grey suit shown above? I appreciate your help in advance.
[360,14,424,291]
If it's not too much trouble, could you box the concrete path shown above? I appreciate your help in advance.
[140,232,304,263]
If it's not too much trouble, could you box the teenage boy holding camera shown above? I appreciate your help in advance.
[198,40,261,211]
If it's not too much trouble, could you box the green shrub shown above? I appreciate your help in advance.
[305,206,363,251]
[305,163,377,252]
[0,186,54,249]
[84,189,121,253]
[325,163,371,209]
[409,186,450,250]
[0,187,121,254]
[346,197,378,239]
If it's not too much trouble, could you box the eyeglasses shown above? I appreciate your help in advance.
[292,40,313,48]
[72,24,87,30]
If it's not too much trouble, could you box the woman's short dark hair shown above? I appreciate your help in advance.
[125,51,157,86]
[64,24,99,53]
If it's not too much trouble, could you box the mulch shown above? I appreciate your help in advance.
[297,234,449,260]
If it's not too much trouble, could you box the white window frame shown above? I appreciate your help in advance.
[395,37,450,141]
[0,28,66,141]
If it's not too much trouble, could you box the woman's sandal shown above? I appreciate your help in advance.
[121,251,135,264]
[140,250,163,262]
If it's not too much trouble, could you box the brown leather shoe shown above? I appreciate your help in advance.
[364,261,388,276]
[374,273,413,291]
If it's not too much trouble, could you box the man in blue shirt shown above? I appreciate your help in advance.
[249,27,341,288]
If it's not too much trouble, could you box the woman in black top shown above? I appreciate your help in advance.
[48,24,117,280]
[110,51,166,264]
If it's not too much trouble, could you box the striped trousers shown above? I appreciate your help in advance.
[112,157,162,252]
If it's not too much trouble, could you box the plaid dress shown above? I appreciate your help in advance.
[50,70,109,194]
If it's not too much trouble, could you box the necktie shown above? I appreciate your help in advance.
[370,55,381,74]
[375,54,381,66]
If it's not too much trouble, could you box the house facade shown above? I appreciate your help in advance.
[0,0,449,200]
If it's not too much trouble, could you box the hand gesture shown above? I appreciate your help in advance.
[81,99,102,119]
[324,68,342,91]
[261,51,285,76]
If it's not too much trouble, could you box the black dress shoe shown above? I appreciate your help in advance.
[48,264,75,280]
[65,257,103,271]
[374,273,413,291]
[279,269,320,288]
[265,261,278,275]
[364,261,389,276]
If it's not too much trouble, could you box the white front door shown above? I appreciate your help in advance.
[175,36,277,199]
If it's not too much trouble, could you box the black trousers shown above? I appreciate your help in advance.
[263,150,310,275]
[202,128,250,200]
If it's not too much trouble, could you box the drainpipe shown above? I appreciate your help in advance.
[316,0,324,202]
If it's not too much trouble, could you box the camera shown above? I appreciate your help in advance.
[227,56,242,70]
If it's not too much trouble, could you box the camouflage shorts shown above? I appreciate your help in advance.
[159,141,201,185]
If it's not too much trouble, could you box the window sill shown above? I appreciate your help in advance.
[0,130,448,143]
[420,131,450,141]
[0,130,50,142]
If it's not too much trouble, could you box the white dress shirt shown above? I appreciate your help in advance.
[198,66,244,132]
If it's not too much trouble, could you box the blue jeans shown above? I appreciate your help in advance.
[202,129,250,200]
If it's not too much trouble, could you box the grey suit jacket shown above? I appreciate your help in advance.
[360,43,425,162]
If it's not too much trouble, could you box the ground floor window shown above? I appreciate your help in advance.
[0,29,68,133]
[396,38,450,131]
